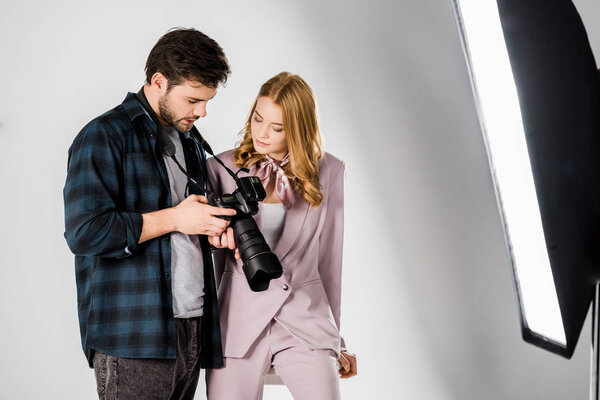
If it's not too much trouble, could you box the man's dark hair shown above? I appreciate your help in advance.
[145,28,231,89]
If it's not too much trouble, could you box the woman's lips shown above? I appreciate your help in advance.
[255,139,269,147]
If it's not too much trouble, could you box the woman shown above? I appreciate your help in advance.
[206,72,357,400]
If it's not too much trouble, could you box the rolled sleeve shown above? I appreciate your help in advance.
[121,211,144,257]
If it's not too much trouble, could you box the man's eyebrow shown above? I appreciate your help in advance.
[187,93,217,102]
[254,110,282,125]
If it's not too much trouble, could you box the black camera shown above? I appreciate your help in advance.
[208,176,284,292]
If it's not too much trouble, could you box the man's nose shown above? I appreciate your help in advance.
[193,103,207,118]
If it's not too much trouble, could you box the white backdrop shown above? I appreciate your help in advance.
[0,1,599,399]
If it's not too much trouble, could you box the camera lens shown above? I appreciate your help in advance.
[231,217,283,291]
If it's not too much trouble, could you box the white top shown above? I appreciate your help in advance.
[260,202,286,249]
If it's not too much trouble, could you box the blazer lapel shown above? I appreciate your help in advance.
[272,190,310,261]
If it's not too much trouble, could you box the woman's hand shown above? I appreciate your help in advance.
[338,351,357,379]
[208,227,240,259]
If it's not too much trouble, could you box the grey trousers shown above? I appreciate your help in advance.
[93,317,202,400]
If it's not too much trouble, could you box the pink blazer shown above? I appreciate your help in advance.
[206,150,346,359]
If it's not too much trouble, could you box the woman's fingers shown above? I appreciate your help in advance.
[207,228,239,258]
[338,351,357,378]
[226,227,236,250]
[338,354,351,374]
[208,235,221,247]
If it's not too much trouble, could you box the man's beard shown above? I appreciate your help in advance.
[158,93,195,133]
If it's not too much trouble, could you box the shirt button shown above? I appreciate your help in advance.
[283,284,290,291]
[164,272,170,279]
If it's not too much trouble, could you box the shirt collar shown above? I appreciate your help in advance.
[121,92,149,123]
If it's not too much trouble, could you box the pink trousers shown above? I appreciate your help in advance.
[206,319,340,400]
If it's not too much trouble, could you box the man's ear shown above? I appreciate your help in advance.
[150,72,168,94]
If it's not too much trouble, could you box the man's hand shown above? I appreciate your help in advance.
[173,195,236,236]
[139,195,236,244]
[208,227,241,259]
[338,351,357,379]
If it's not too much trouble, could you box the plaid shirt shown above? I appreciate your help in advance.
[63,92,223,368]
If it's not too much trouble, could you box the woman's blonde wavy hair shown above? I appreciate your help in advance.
[234,72,324,207]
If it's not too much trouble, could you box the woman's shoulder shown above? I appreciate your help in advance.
[216,148,236,160]
[320,152,345,178]
[207,149,237,170]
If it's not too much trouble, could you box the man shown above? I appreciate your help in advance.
[63,28,235,400]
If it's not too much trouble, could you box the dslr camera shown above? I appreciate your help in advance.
[208,175,284,292]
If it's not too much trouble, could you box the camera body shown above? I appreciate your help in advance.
[209,176,264,217]
[209,176,284,292]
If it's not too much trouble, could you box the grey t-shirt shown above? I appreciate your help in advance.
[162,127,205,318]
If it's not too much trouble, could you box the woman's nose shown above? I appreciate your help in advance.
[257,125,269,138]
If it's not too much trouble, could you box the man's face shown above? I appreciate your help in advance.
[158,80,217,133]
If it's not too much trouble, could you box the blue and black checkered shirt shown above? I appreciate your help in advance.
[63,92,223,368]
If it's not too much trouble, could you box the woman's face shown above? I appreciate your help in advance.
[251,96,288,161]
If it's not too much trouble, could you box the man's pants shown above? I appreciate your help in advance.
[206,319,340,400]
[93,317,201,400]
